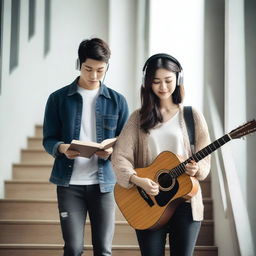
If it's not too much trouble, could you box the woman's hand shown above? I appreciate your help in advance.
[185,160,199,176]
[95,147,113,160]
[58,144,80,159]
[130,175,159,196]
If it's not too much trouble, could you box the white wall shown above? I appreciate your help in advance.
[107,0,148,111]
[149,0,205,111]
[225,1,255,252]
[0,0,109,198]
[107,0,137,110]
[0,0,143,198]
[225,0,247,193]
[150,0,256,254]
[245,0,256,251]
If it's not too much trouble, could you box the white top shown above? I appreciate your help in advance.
[69,86,99,185]
[148,111,186,160]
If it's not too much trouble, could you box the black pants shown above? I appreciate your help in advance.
[57,184,115,256]
[135,202,201,256]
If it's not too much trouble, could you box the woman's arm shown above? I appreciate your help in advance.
[112,111,140,188]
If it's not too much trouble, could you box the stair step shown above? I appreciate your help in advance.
[0,123,217,255]
[0,198,213,220]
[27,137,43,150]
[11,165,211,197]
[4,180,212,200]
[0,199,59,220]
[21,150,53,165]
[201,178,211,197]
[0,199,125,221]
[12,164,52,180]
[0,220,214,246]
[35,125,43,137]
[5,181,57,200]
[0,244,218,256]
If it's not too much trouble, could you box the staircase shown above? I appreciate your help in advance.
[0,125,218,256]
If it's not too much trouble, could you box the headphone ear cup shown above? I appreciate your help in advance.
[76,58,80,70]
[177,70,184,86]
[141,71,145,88]
[177,73,180,86]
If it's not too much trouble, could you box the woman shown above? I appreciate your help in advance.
[112,53,211,256]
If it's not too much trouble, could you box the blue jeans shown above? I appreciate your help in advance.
[57,185,115,256]
[135,202,201,256]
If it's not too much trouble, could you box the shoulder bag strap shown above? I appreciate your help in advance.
[183,106,195,153]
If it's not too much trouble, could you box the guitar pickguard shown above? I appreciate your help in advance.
[154,180,179,206]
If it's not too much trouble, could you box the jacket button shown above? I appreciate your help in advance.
[68,165,72,168]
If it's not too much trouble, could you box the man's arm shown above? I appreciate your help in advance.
[42,93,64,158]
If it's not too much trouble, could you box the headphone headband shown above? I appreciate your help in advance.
[143,53,182,71]
[142,53,183,86]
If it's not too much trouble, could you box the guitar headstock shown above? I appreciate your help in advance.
[229,120,256,139]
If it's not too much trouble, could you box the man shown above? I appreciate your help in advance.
[43,38,129,256]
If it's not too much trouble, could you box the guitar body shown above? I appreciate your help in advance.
[114,119,256,230]
[114,151,199,230]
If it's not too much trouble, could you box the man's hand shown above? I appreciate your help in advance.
[58,144,80,159]
[95,147,113,160]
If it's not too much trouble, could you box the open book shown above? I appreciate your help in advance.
[68,137,117,158]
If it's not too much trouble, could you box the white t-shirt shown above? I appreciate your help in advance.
[69,86,99,185]
[148,111,186,160]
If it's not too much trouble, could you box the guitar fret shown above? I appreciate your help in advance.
[175,169,180,176]
[177,165,183,175]
[209,143,215,151]
[197,151,203,160]
[202,148,209,156]
[213,140,220,148]
[170,134,231,178]
[202,149,208,158]
[216,140,222,147]
[221,137,226,144]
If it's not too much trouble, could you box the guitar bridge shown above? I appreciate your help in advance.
[137,187,155,207]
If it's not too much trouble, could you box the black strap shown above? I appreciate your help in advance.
[183,106,195,152]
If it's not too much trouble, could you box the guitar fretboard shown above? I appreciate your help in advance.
[169,134,231,178]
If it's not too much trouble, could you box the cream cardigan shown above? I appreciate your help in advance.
[112,105,211,221]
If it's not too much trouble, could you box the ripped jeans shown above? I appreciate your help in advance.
[57,185,115,256]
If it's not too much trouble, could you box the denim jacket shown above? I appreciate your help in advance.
[43,77,129,192]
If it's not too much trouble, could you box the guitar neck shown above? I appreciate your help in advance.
[170,134,232,177]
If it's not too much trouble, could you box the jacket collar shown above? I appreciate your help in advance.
[67,77,110,99]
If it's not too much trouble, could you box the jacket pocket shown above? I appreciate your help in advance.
[103,115,118,137]
[103,115,118,130]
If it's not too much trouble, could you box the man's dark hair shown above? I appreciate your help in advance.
[78,38,111,68]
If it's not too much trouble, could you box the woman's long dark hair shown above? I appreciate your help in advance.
[140,57,184,133]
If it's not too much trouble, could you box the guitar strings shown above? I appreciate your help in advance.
[167,134,231,178]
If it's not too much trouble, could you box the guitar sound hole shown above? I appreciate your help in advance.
[157,172,175,191]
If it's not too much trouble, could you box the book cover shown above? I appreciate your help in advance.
[68,137,117,158]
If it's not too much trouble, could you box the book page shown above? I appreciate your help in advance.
[68,137,117,158]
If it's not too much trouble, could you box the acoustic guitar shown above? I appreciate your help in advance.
[114,120,256,230]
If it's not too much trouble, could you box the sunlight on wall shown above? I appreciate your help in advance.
[149,0,205,111]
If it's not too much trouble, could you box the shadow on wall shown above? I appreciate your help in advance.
[202,0,224,124]
[245,0,256,251]
[8,0,51,75]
